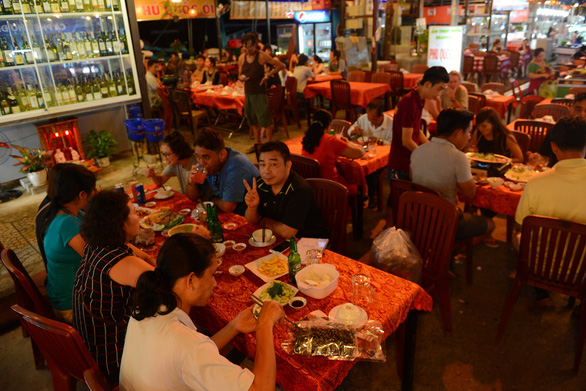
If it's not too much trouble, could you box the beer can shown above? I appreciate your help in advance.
[130,182,138,203]
[136,183,146,204]
[114,183,125,193]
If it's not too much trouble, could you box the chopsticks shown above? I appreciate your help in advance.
[249,294,298,331]
[261,221,266,243]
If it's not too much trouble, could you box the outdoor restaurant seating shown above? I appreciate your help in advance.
[551,98,574,108]
[172,89,211,137]
[267,86,289,138]
[1,248,53,370]
[463,56,475,81]
[289,154,321,179]
[532,103,570,122]
[11,304,118,391]
[519,95,544,119]
[510,130,531,163]
[395,191,459,335]
[347,71,365,82]
[481,82,506,95]
[483,55,499,83]
[508,51,521,77]
[306,178,349,254]
[330,119,351,138]
[514,119,554,152]
[330,80,359,123]
[496,215,586,373]
[411,64,428,74]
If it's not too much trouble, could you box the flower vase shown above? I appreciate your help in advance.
[27,169,47,187]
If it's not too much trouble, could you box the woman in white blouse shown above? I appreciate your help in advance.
[120,233,283,391]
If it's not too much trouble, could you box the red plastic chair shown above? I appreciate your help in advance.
[11,304,119,391]
[532,103,571,122]
[306,178,349,255]
[514,119,554,152]
[395,191,459,334]
[496,215,586,373]
[519,95,544,119]
[1,248,53,369]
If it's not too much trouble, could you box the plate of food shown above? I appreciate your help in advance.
[135,206,157,219]
[253,280,298,306]
[245,253,289,282]
[140,208,184,231]
[504,165,536,183]
[154,188,174,200]
[466,152,511,164]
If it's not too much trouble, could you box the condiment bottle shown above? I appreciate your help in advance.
[287,236,301,284]
[207,205,224,243]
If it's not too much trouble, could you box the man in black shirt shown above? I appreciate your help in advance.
[243,142,328,239]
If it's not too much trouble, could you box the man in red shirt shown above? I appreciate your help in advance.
[388,66,449,181]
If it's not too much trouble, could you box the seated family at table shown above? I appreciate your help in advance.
[411,108,495,240]
[388,66,450,181]
[120,233,283,391]
[244,141,329,239]
[301,109,364,194]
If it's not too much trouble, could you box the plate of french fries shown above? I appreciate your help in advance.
[245,253,289,282]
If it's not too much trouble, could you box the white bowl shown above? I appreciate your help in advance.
[233,243,247,252]
[252,229,273,244]
[487,177,504,189]
[295,263,339,299]
[214,243,226,258]
[178,208,191,216]
[335,303,363,321]
[229,265,245,276]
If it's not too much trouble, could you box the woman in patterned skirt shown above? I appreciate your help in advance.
[72,190,156,382]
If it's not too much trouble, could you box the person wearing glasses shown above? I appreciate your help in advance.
[188,128,259,215]
[144,132,196,195]
[238,33,285,154]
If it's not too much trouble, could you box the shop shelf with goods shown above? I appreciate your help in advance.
[0,1,141,126]
[463,2,511,51]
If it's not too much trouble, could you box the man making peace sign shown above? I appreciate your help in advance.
[243,142,328,239]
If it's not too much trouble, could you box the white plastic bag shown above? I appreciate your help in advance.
[370,227,423,283]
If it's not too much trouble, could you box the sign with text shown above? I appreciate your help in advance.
[294,10,330,23]
[427,26,464,73]
[135,0,216,21]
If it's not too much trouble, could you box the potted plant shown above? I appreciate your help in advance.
[84,130,117,167]
[8,144,51,187]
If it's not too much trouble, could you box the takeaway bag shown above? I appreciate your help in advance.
[371,227,423,283]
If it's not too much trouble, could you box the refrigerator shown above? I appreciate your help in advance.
[294,10,333,63]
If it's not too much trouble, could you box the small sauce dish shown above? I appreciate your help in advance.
[288,296,307,309]
[233,243,247,252]
[229,265,245,277]
[145,201,157,208]
[178,208,191,216]
[223,240,236,248]
[223,222,237,230]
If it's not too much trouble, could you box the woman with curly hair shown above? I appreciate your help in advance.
[144,131,196,194]
[36,163,96,323]
[72,190,156,382]
[120,233,283,391]
[471,107,524,163]
[301,109,364,192]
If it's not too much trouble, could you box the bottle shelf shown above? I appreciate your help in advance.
[0,11,122,19]
[0,54,130,70]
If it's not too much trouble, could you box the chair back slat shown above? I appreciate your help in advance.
[519,95,544,119]
[514,119,554,152]
[331,119,351,138]
[172,89,191,114]
[347,71,365,82]
[481,82,506,95]
[389,179,440,226]
[532,103,571,122]
[463,56,474,74]
[510,130,531,163]
[290,154,322,179]
[306,178,349,254]
[371,72,391,85]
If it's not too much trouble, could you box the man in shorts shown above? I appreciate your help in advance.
[238,33,285,154]
[410,108,495,240]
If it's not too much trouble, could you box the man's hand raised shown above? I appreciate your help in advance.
[243,177,260,209]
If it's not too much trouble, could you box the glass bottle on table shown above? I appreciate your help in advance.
[287,237,301,283]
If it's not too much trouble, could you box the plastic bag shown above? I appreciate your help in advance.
[281,317,386,362]
[370,227,423,283]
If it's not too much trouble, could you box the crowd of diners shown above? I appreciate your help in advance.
[32,51,586,389]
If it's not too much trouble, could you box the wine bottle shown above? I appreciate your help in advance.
[75,77,84,102]
[67,0,75,12]
[91,32,99,57]
[120,30,128,54]
[21,0,32,14]
[111,0,117,11]
[44,35,57,62]
[111,32,120,55]
[126,71,135,95]
[2,38,15,67]
[96,0,104,11]
[68,33,78,60]
[2,0,14,14]
[35,0,43,13]
[82,0,89,11]
[17,84,31,111]
[21,36,34,64]
[42,0,50,13]
[83,33,92,58]
[104,0,110,10]
[32,38,43,62]
[90,0,97,11]
[100,74,109,98]
[62,33,72,61]
[115,72,125,95]
[12,38,25,66]
[56,82,65,105]
[50,0,59,13]
[1,90,12,115]
[107,74,116,97]
[98,31,107,57]
[27,84,39,110]
[83,77,93,101]
[105,32,113,56]
[92,76,101,100]
[55,34,65,61]
[35,84,45,109]
[12,0,22,14]
[74,0,81,11]
[7,88,20,114]
[60,0,69,13]
[43,85,55,107]
[67,79,76,103]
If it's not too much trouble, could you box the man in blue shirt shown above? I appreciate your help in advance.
[189,128,259,215]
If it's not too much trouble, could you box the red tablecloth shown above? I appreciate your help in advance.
[140,190,433,391]
[303,82,391,108]
[472,55,511,77]
[285,137,390,188]
[309,74,343,84]
[403,73,423,89]
[191,88,245,115]
[468,184,522,217]
[486,95,517,119]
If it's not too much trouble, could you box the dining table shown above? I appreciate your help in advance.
[285,137,390,239]
[485,94,517,120]
[403,73,423,89]
[191,86,246,115]
[303,81,392,108]
[137,186,433,391]
[472,55,511,78]
[308,74,344,84]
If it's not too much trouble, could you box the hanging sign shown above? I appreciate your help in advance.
[135,0,216,21]
[427,26,464,73]
[294,10,330,23]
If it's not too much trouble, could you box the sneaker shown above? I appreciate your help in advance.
[484,236,499,248]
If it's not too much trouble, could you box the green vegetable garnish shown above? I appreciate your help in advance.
[267,282,284,297]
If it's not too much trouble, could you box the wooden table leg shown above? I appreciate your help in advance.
[401,310,419,391]
[506,215,514,244]
[354,185,364,239]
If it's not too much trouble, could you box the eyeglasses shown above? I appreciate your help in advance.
[161,152,173,158]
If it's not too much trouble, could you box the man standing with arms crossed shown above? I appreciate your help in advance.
[239,33,285,154]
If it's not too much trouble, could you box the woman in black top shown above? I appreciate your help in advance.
[202,57,220,85]
[471,107,524,163]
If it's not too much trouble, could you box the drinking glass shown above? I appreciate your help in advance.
[306,249,323,265]
[351,274,374,308]
[190,165,208,185]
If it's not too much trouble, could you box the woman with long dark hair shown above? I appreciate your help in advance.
[35,163,96,322]
[301,109,364,191]
[144,131,196,194]
[72,190,156,382]
[527,48,554,95]
[202,56,221,85]
[311,55,325,76]
[120,233,283,391]
[471,107,524,163]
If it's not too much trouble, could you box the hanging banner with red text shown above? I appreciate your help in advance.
[135,0,216,21]
[427,26,464,73]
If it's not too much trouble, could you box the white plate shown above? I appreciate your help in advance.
[154,191,174,200]
[328,304,368,328]
[245,253,288,282]
[253,281,298,305]
[249,235,276,248]
[140,211,184,231]
[134,206,157,219]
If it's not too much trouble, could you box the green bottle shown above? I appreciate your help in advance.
[287,237,301,283]
[21,35,34,64]
[1,90,12,115]
[75,77,84,102]
[126,71,135,95]
[92,76,101,100]
[6,87,20,113]
[208,206,224,243]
